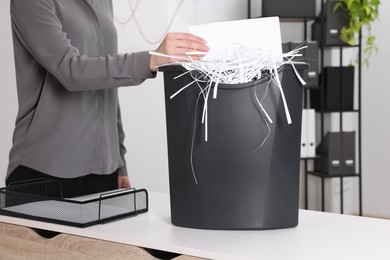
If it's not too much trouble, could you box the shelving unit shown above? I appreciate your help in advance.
[305,0,362,216]
[249,0,363,215]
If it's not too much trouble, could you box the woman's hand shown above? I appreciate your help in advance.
[118,176,131,189]
[150,32,209,72]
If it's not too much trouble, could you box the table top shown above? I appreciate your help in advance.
[1,191,390,260]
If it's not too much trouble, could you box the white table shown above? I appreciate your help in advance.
[1,192,390,260]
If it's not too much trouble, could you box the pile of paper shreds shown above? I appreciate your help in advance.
[151,43,307,141]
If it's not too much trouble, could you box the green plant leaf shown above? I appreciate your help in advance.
[367,36,376,45]
[363,6,371,16]
[333,0,380,67]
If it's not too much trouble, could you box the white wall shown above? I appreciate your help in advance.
[361,0,390,219]
[0,0,389,219]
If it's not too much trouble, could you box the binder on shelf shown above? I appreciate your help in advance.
[262,0,316,18]
[307,109,316,157]
[311,66,355,111]
[311,0,350,46]
[342,132,356,173]
[300,109,308,158]
[300,109,316,158]
[315,131,356,175]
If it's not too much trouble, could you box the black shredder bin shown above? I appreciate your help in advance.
[161,63,308,230]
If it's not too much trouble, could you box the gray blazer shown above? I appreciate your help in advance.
[7,0,156,181]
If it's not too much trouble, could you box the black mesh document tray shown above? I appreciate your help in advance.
[0,180,148,228]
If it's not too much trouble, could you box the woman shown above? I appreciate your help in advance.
[6,0,208,197]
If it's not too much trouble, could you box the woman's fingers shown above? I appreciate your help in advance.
[118,176,131,189]
[167,32,207,44]
[150,32,209,71]
[164,32,209,53]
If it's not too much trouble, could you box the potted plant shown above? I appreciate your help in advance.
[333,0,380,66]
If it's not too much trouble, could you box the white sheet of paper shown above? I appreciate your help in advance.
[190,17,283,64]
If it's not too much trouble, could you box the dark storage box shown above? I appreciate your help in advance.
[312,0,350,46]
[262,0,316,18]
[311,66,354,111]
[161,64,308,230]
[315,131,356,175]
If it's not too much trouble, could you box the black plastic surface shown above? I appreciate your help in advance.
[161,64,307,230]
[262,0,316,18]
[311,66,354,111]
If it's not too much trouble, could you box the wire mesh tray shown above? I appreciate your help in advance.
[0,180,148,227]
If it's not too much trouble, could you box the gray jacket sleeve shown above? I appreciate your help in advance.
[11,0,156,92]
